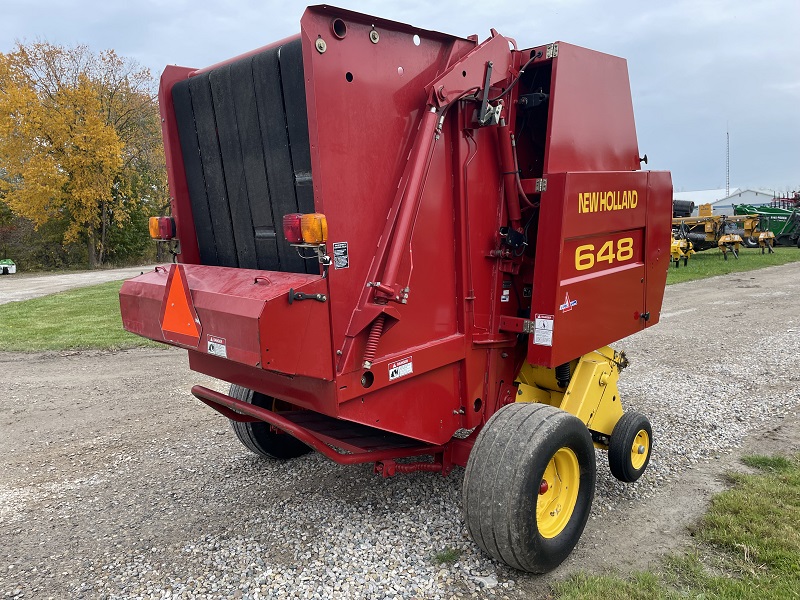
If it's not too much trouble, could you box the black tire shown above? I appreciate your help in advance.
[608,411,652,483]
[463,403,596,573]
[742,236,758,249]
[229,385,311,459]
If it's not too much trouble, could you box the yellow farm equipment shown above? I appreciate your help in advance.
[672,205,762,260]
[670,222,694,267]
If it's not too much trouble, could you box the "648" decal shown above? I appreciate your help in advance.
[562,230,643,280]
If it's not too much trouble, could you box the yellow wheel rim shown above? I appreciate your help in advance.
[536,447,580,539]
[630,429,650,470]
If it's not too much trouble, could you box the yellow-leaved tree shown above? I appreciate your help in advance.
[0,42,166,267]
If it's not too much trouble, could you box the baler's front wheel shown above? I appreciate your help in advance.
[463,403,596,573]
[228,385,311,460]
[608,411,652,482]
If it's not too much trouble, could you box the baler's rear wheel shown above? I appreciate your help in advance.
[228,385,311,460]
[463,403,596,573]
[608,411,652,482]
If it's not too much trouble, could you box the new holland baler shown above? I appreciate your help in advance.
[120,6,672,573]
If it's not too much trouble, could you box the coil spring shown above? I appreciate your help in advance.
[362,314,386,369]
[395,462,442,474]
[556,362,571,388]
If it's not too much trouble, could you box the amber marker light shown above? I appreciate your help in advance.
[300,213,328,244]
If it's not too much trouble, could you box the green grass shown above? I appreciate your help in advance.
[666,246,800,285]
[0,281,159,351]
[433,547,462,565]
[554,454,800,600]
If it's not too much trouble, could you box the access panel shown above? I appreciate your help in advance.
[528,171,670,367]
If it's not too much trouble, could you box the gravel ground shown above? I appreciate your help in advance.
[2,261,799,599]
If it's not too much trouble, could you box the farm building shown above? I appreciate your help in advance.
[673,188,779,216]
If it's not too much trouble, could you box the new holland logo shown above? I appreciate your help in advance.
[559,292,578,313]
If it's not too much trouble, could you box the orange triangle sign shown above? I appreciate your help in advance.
[160,264,201,346]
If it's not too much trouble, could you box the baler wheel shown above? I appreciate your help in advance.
[608,411,652,482]
[228,385,312,459]
[463,403,595,573]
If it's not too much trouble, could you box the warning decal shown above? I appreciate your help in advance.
[333,241,349,269]
[533,314,554,347]
[207,335,227,358]
[388,356,413,381]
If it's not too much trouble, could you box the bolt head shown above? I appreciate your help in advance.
[315,38,327,53]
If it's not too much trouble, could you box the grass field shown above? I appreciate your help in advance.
[0,281,158,352]
[554,454,800,599]
[666,246,800,285]
[0,245,798,352]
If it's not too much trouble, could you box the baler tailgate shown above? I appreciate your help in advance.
[120,264,332,378]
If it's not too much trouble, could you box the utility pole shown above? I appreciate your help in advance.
[726,127,730,198]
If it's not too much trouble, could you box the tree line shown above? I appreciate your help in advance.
[0,42,167,270]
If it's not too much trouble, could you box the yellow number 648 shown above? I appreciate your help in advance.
[575,237,634,271]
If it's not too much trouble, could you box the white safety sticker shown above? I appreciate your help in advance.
[333,241,349,269]
[388,356,413,381]
[533,314,554,347]
[207,335,228,358]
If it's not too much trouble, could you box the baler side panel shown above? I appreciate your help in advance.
[296,8,494,442]
[300,9,472,371]
[528,171,656,368]
[159,66,201,265]
[644,171,673,326]
[545,43,640,174]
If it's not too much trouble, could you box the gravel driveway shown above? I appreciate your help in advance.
[0,266,155,305]
[1,262,799,599]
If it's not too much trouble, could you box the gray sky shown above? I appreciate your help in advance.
[2,0,798,192]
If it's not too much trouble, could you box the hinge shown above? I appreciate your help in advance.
[499,316,536,334]
[535,178,548,192]
[546,43,559,59]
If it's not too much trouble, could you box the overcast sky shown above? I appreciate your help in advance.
[2,0,798,193]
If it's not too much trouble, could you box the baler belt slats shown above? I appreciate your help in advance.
[171,38,314,274]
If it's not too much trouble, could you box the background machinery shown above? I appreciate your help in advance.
[119,6,672,573]
[733,203,800,248]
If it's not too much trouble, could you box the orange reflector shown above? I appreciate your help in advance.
[300,213,328,243]
[160,264,201,346]
[149,217,160,239]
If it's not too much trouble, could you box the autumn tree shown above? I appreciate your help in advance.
[0,42,166,267]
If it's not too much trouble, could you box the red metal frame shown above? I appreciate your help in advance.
[192,385,444,465]
[120,7,672,473]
